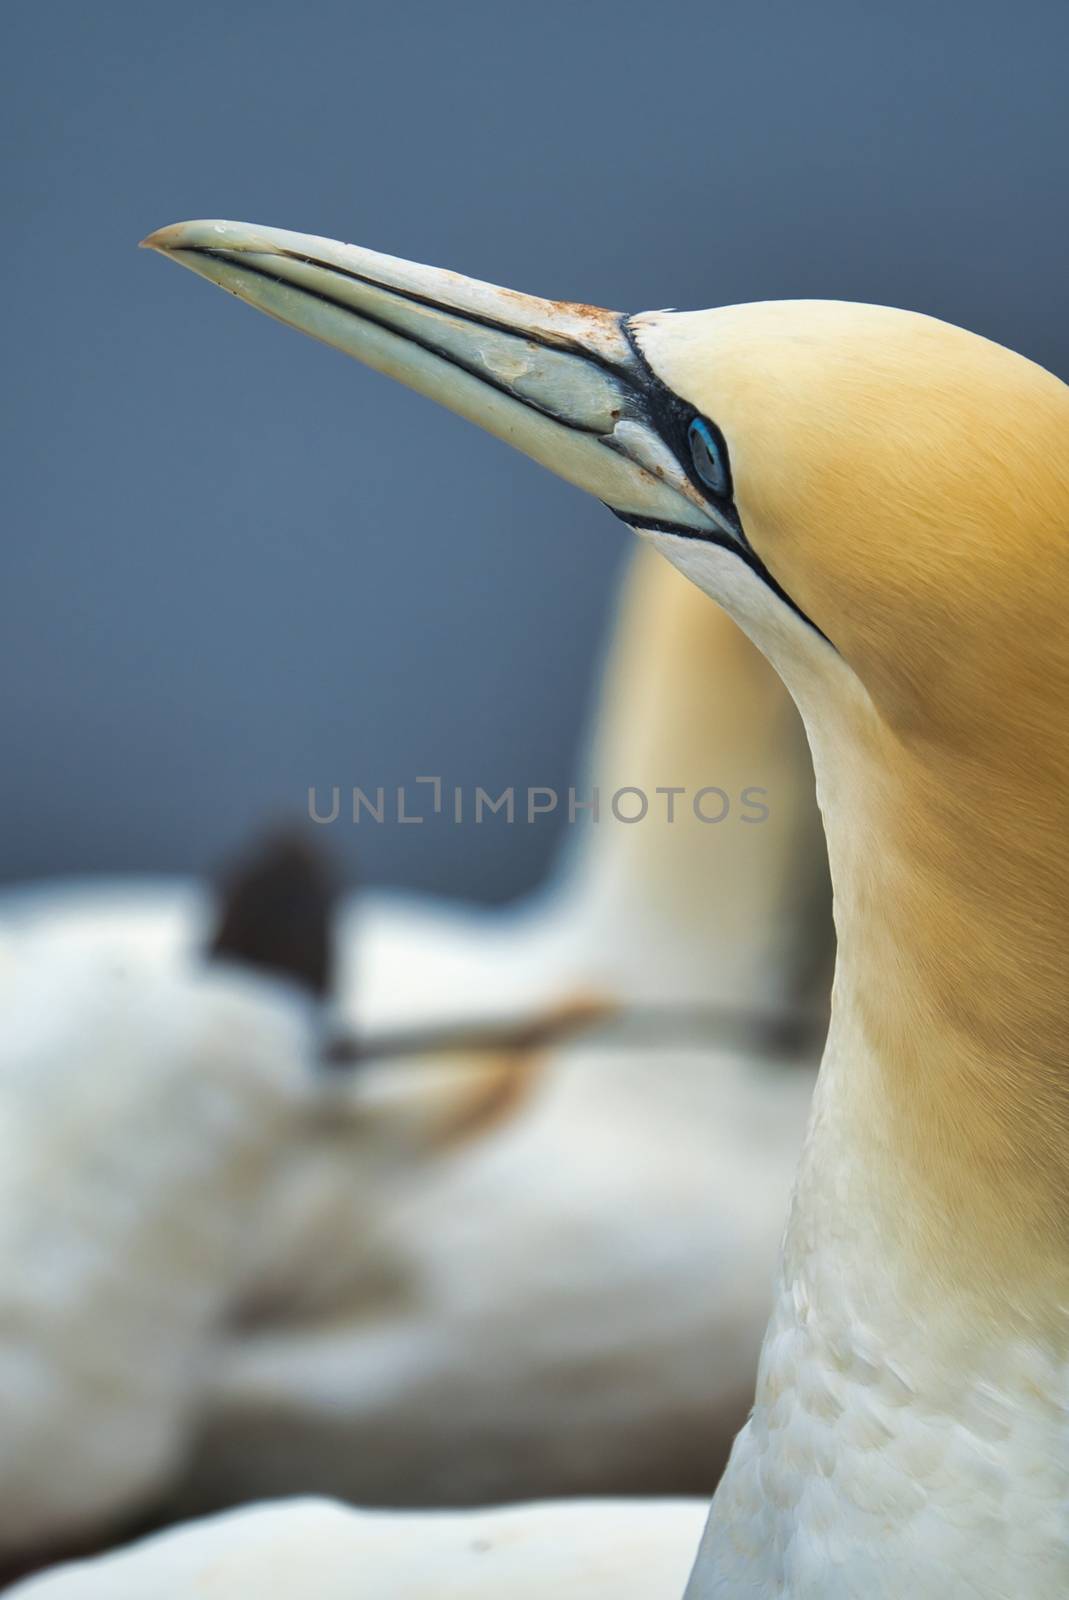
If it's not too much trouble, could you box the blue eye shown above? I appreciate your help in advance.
[687,416,729,497]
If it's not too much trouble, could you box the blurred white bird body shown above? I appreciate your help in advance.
[183,1034,814,1511]
[0,932,321,1560]
[23,221,1059,1600]
[9,1498,708,1599]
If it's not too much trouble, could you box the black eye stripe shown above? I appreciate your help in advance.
[618,318,831,645]
[609,510,832,645]
[618,320,743,526]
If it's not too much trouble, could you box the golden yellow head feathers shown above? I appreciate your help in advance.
[635,299,1069,744]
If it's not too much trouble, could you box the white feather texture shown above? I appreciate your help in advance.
[0,930,321,1555]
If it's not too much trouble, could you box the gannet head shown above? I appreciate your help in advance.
[141,222,1069,744]
[634,300,1069,739]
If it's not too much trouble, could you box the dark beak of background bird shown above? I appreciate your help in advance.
[141,220,721,538]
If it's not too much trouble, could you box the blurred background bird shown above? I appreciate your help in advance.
[0,544,827,1572]
[166,550,830,1520]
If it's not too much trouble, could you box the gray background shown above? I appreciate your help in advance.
[4,0,1068,901]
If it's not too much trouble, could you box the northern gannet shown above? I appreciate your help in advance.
[17,224,1068,1597]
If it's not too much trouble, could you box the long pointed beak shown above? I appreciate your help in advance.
[141,219,718,535]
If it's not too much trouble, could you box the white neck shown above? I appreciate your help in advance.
[684,664,1069,1599]
[687,1023,1069,1599]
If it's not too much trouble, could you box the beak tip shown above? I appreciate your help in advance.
[140,220,243,256]
[140,223,184,254]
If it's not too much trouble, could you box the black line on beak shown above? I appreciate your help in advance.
[175,242,831,646]
[267,244,637,378]
[189,247,619,435]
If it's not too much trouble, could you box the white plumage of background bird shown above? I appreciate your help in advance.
[0,541,828,1572]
